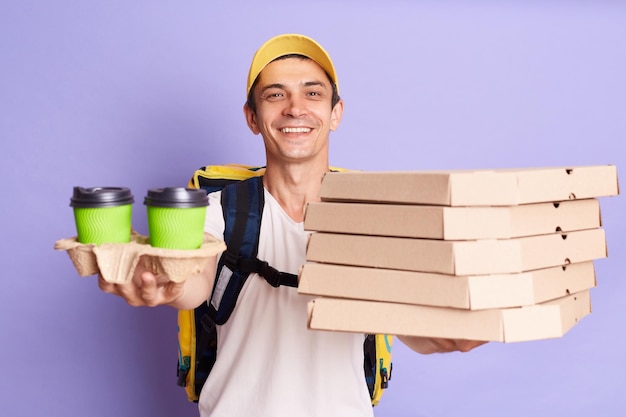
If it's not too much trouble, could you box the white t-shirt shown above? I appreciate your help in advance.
[200,188,373,417]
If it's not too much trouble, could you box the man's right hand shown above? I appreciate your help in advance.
[97,258,184,307]
[97,255,217,310]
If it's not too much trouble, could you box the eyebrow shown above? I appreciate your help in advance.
[260,83,285,94]
[303,80,326,88]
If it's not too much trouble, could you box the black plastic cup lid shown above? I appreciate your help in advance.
[70,186,134,208]
[143,187,209,208]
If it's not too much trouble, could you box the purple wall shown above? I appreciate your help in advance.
[2,1,624,416]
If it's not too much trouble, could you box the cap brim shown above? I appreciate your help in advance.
[246,34,339,96]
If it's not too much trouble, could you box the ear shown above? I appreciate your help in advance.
[329,99,344,132]
[243,103,260,135]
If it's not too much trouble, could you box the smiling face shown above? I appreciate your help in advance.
[244,57,344,166]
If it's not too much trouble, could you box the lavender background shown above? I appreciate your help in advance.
[1,1,625,416]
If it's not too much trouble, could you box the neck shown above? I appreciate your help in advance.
[263,159,329,222]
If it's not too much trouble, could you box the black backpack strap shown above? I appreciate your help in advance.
[207,176,297,325]
[240,259,298,288]
[219,177,298,288]
[219,175,298,289]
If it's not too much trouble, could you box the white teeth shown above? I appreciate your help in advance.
[282,127,311,133]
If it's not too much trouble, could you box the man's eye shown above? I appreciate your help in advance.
[263,92,284,101]
[307,91,322,97]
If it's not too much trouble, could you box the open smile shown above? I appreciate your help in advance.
[281,127,312,133]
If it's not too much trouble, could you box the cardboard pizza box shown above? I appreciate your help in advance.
[304,199,601,240]
[305,228,607,276]
[298,261,596,310]
[318,165,619,206]
[307,290,591,343]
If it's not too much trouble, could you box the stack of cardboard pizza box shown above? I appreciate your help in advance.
[299,165,619,342]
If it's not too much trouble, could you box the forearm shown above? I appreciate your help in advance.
[166,257,217,310]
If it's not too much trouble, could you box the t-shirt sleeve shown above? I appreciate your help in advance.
[204,190,225,240]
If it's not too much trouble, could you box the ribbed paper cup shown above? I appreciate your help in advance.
[70,187,134,245]
[144,187,209,250]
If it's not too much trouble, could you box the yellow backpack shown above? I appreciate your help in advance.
[177,164,393,406]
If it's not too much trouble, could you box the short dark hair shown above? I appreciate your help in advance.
[245,54,341,114]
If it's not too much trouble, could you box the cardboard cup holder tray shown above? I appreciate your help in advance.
[54,232,226,284]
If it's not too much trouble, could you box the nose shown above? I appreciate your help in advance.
[283,94,307,118]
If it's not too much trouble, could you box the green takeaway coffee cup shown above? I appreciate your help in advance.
[144,187,209,250]
[70,186,134,245]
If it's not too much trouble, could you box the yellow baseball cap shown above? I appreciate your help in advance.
[246,33,339,96]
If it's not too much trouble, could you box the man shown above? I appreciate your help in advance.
[99,33,484,416]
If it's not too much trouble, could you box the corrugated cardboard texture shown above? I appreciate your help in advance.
[54,233,226,283]
[319,165,619,206]
[306,228,607,275]
[307,290,591,342]
[304,199,601,240]
[298,261,596,310]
